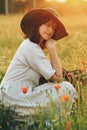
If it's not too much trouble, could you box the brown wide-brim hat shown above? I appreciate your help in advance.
[20,8,68,40]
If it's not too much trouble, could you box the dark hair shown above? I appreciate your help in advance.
[20,9,58,45]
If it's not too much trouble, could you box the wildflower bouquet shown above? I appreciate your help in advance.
[62,67,87,86]
[63,61,87,87]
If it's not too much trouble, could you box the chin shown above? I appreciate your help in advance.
[42,35,51,40]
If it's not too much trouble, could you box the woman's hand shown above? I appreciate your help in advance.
[46,38,57,49]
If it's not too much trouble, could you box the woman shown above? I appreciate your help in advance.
[0,8,77,115]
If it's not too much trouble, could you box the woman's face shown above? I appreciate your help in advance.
[39,21,57,42]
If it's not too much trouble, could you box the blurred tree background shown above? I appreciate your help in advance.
[0,0,87,15]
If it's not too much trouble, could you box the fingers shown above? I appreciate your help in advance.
[46,38,57,49]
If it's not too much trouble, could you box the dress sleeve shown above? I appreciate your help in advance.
[25,45,56,80]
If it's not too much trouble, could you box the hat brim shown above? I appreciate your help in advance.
[21,8,68,41]
[52,19,68,40]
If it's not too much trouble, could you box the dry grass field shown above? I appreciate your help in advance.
[0,3,87,129]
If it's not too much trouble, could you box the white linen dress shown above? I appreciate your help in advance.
[0,39,77,115]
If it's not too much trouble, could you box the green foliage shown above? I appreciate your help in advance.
[0,104,17,130]
[0,87,87,130]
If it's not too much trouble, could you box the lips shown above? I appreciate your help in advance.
[45,32,52,37]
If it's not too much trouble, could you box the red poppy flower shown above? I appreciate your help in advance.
[76,76,81,79]
[22,86,28,94]
[67,73,73,77]
[61,95,71,102]
[81,61,86,65]
[54,84,61,90]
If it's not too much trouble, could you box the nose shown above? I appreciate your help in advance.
[48,26,54,33]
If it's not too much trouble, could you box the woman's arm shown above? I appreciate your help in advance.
[46,39,63,83]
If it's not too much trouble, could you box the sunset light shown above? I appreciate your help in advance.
[46,0,87,2]
[46,0,67,2]
[55,0,66,2]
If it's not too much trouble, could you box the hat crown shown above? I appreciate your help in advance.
[20,8,68,41]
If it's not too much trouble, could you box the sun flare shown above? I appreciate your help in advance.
[55,0,66,2]
[46,0,67,2]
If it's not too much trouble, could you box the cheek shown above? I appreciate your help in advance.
[39,26,44,35]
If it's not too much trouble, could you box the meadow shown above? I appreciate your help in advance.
[0,13,87,130]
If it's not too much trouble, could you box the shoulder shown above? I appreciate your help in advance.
[20,39,39,50]
[19,39,45,56]
[18,39,39,52]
